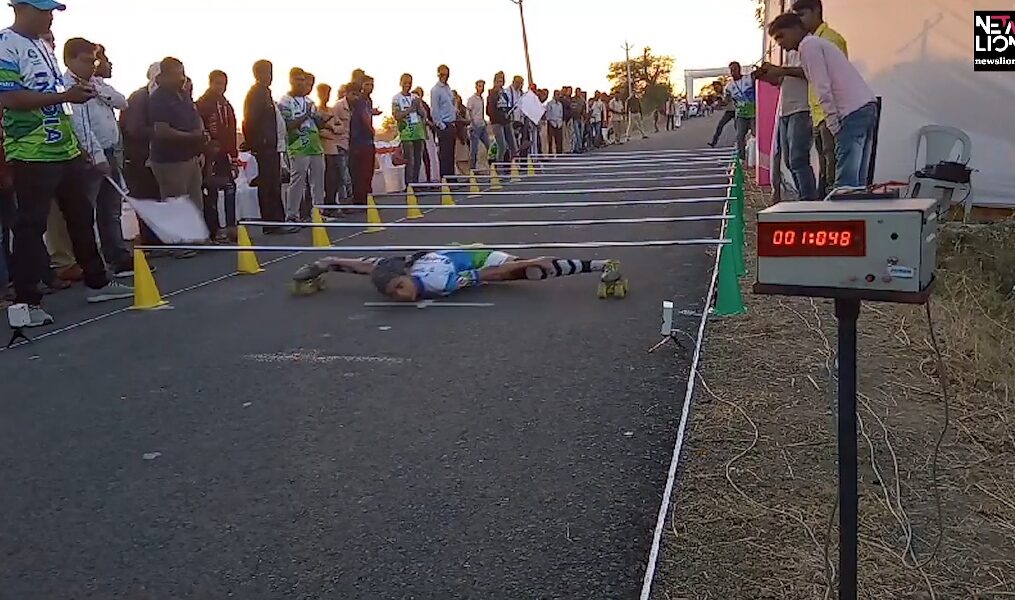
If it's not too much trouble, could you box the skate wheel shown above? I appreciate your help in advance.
[291,277,323,296]
[597,283,608,299]
[613,281,628,299]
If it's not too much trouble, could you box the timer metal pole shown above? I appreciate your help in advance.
[834,297,861,600]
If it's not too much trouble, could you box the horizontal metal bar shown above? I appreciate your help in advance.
[240,214,730,229]
[136,239,731,253]
[413,173,726,188]
[529,147,735,158]
[317,195,732,210]
[446,169,730,182]
[532,159,733,170]
[379,183,731,198]
[531,155,733,162]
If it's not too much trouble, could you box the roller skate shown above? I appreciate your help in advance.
[597,260,628,299]
[291,262,327,296]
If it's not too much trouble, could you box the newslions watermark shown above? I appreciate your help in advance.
[974,11,1015,71]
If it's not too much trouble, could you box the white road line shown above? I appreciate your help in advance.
[363,301,496,309]
[637,177,731,600]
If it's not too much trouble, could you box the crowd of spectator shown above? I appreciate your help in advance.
[0,0,699,327]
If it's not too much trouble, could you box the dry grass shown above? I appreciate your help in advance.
[659,180,1015,599]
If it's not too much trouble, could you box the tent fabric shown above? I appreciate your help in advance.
[762,0,1015,207]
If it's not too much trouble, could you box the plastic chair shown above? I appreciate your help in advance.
[914,125,971,171]
[908,125,973,220]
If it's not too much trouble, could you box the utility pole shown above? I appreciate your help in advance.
[622,41,635,141]
[511,0,535,86]
[622,40,634,100]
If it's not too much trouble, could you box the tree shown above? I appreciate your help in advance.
[606,47,675,114]
[754,0,765,28]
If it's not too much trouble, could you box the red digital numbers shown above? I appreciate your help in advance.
[758,221,866,257]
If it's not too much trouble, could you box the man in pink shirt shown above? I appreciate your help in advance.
[767,12,877,191]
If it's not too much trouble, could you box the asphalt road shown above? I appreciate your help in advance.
[0,114,734,600]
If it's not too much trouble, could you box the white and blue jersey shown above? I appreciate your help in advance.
[408,250,513,298]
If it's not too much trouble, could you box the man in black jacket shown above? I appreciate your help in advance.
[242,60,295,235]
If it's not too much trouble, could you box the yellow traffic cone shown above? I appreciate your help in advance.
[490,165,503,190]
[236,224,265,274]
[311,207,331,248]
[526,157,536,176]
[406,186,424,219]
[366,195,386,233]
[441,180,456,206]
[129,249,168,310]
[510,161,520,181]
[469,171,481,197]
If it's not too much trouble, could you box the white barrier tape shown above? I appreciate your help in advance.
[240,214,730,229]
[136,239,732,253]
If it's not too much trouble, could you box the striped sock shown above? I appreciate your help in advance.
[524,259,609,280]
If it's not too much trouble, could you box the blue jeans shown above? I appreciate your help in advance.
[778,111,817,200]
[468,124,490,171]
[86,147,132,269]
[572,120,585,153]
[834,102,878,189]
[492,123,516,163]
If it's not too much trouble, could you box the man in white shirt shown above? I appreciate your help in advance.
[465,80,490,173]
[63,38,134,277]
[589,92,606,149]
[767,12,877,189]
[544,90,564,154]
[756,49,816,200]
[607,94,625,144]
[724,62,756,160]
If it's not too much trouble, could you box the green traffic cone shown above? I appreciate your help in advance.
[731,220,747,277]
[713,244,747,317]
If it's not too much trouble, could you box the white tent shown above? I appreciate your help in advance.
[761,0,1015,207]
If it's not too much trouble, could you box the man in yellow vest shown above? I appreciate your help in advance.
[792,0,847,197]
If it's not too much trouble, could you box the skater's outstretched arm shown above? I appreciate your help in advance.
[314,256,384,275]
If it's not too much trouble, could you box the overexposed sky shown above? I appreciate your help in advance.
[45,0,761,114]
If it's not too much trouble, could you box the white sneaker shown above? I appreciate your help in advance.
[86,281,134,304]
[25,305,54,328]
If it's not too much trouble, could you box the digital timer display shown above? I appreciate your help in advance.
[757,220,866,257]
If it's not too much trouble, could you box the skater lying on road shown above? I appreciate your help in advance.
[292,249,625,301]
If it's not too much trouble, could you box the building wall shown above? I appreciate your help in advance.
[762,0,1015,206]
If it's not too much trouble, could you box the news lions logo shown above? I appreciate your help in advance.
[974,11,1015,71]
